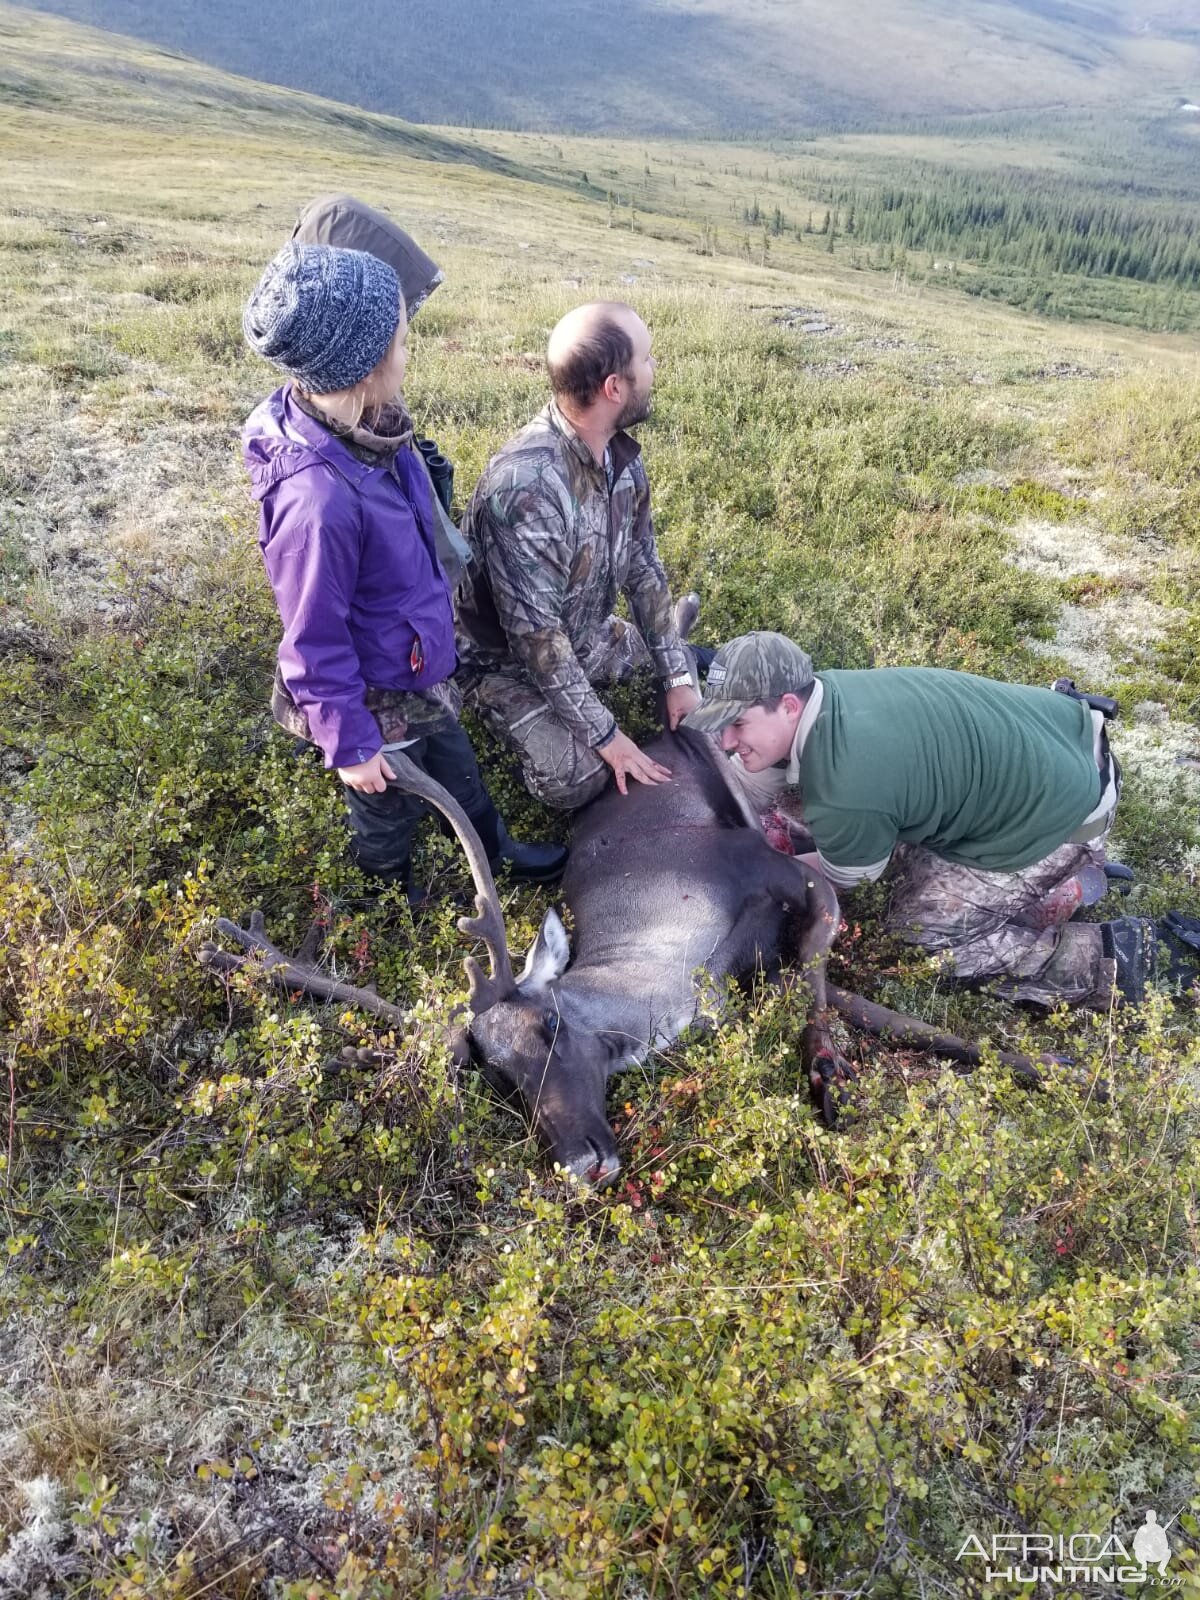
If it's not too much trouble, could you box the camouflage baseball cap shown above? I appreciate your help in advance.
[683,631,814,734]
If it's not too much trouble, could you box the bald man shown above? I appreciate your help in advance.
[456,302,700,809]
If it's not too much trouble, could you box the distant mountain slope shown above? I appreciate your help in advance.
[16,0,1200,134]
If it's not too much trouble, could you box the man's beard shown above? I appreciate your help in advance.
[614,390,652,430]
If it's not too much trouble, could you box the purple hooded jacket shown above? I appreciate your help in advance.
[243,386,456,769]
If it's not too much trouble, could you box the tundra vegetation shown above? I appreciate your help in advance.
[2,6,1200,1597]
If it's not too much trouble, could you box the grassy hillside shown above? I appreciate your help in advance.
[476,109,1200,333]
[2,6,1200,1597]
[8,5,1200,332]
[17,0,1200,134]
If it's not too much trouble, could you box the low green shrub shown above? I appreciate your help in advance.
[2,170,1199,1595]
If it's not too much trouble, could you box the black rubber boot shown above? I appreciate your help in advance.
[1101,917,1157,1004]
[489,822,568,886]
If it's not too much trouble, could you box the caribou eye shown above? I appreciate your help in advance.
[542,1008,561,1034]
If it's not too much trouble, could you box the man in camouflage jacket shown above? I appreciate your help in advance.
[456,301,700,809]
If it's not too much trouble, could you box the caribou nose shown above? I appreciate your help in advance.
[591,1152,622,1188]
[563,1148,622,1188]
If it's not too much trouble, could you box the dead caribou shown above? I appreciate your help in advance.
[202,727,1044,1182]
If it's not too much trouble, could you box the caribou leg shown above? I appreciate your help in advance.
[752,854,858,1125]
[826,986,1045,1089]
[766,855,1049,1117]
[779,867,859,1126]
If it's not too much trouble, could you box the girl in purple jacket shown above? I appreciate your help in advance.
[242,241,564,895]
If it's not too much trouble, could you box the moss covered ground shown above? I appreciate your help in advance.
[2,6,1200,1596]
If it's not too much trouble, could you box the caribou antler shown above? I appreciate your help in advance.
[382,749,517,1009]
[200,752,518,1026]
[200,911,409,1026]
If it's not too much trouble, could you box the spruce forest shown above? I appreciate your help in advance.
[771,157,1200,329]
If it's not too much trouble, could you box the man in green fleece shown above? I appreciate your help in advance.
[684,632,1139,1008]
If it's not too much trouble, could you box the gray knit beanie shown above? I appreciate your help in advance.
[243,241,401,394]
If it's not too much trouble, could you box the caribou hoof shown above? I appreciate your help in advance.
[810,1051,857,1129]
[802,1025,857,1129]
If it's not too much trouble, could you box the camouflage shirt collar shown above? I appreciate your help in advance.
[785,678,826,785]
[545,399,642,481]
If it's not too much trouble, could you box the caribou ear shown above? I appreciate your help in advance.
[518,907,571,992]
[446,1022,473,1070]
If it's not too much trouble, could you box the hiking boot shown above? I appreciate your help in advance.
[672,591,716,677]
[1100,917,1157,1004]
[1103,861,1135,896]
[1038,862,1108,927]
[490,825,568,886]
[673,592,700,639]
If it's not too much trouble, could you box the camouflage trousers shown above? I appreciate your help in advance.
[461,616,653,811]
[885,840,1118,1008]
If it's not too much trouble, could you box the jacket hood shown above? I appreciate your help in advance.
[242,385,372,501]
[292,194,443,317]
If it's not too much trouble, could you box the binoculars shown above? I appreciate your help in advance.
[1052,677,1118,720]
[416,436,454,516]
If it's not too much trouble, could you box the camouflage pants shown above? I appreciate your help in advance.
[885,840,1118,1008]
[462,616,653,811]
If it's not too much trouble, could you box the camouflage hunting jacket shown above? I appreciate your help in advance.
[456,401,689,748]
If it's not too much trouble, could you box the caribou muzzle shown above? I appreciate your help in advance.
[469,997,621,1181]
